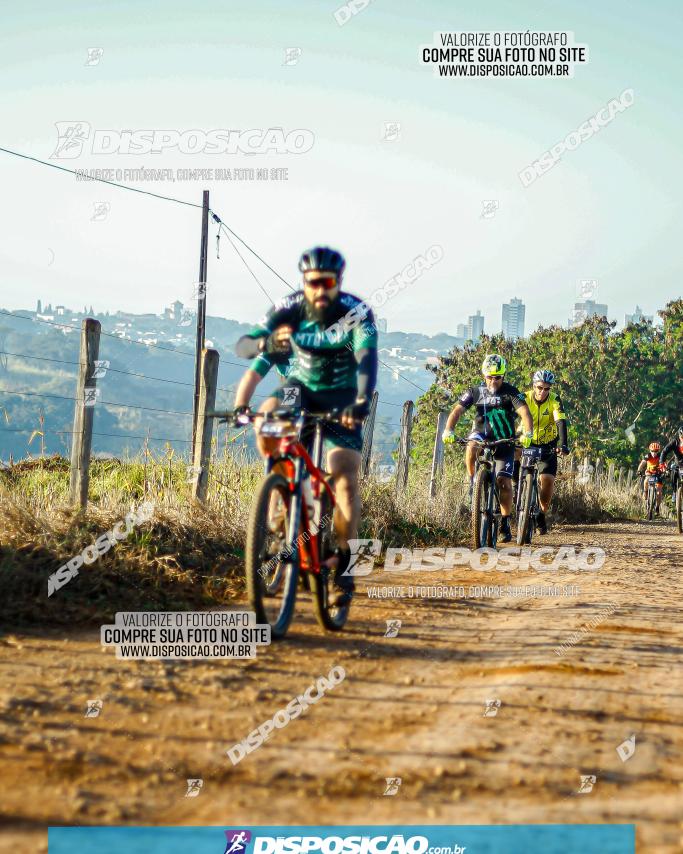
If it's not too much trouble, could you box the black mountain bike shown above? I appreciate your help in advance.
[516,446,543,545]
[458,437,515,549]
[675,464,683,534]
[644,472,661,521]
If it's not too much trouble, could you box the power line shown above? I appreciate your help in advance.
[0,145,203,209]
[217,219,296,293]
[377,354,430,395]
[0,426,191,443]
[218,222,276,304]
[0,386,192,416]
[0,312,254,372]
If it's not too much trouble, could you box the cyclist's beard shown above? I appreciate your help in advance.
[305,293,339,324]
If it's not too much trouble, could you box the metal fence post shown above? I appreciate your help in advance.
[69,318,101,510]
[395,400,414,494]
[360,391,378,478]
[191,348,219,502]
[429,411,448,498]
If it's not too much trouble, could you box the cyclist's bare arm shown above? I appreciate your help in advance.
[234,369,263,409]
[637,459,646,474]
[445,403,466,431]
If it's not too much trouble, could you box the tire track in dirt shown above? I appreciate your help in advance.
[1,521,682,854]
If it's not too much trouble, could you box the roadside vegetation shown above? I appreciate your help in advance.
[0,444,647,625]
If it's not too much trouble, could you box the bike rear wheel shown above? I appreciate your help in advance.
[646,484,656,521]
[516,471,534,545]
[245,472,299,639]
[309,489,349,631]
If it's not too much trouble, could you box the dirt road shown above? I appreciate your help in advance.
[1,521,682,853]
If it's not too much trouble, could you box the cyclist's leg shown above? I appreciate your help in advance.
[327,446,362,548]
[494,447,515,516]
[465,441,478,478]
[255,395,280,458]
[536,451,558,513]
[466,433,483,503]
[512,446,522,500]
[538,474,555,509]
[326,445,362,603]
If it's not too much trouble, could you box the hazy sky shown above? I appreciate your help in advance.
[1,0,681,335]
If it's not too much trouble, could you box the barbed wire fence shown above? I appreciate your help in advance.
[0,145,463,506]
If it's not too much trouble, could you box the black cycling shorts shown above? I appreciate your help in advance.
[268,382,363,453]
[468,431,515,479]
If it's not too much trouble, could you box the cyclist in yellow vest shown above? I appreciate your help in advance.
[515,369,570,534]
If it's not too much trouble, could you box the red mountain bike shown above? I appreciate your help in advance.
[215,407,351,639]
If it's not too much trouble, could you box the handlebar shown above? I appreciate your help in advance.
[454,436,517,448]
[207,407,353,428]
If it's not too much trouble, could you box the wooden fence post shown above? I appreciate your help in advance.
[617,468,624,489]
[607,462,615,485]
[69,318,101,510]
[360,391,378,478]
[594,458,603,484]
[429,411,448,498]
[626,469,633,490]
[395,400,414,494]
[191,348,219,501]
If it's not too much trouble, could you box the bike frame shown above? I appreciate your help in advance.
[263,418,336,575]
[518,459,540,510]
[476,446,501,522]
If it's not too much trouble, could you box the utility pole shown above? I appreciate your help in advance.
[192,190,210,456]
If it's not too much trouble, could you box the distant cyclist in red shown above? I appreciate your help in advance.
[637,441,665,515]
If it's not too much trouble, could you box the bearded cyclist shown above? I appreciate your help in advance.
[234,246,378,606]
[638,442,664,515]
[659,426,683,501]
[441,354,533,543]
[512,369,569,535]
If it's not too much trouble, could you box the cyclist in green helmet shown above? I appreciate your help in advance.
[442,353,533,542]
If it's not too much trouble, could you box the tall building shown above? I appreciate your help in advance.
[501,298,525,340]
[625,305,653,325]
[456,323,467,339]
[570,299,609,327]
[467,310,484,342]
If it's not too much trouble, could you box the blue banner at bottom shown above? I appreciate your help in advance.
[48,824,634,854]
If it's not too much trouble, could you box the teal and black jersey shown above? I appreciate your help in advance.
[249,350,291,381]
[458,381,525,440]
[236,291,378,395]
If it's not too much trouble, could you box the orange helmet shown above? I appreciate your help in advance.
[648,441,661,453]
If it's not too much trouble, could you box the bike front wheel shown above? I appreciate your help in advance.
[472,467,495,549]
[516,471,534,545]
[676,487,682,534]
[245,471,299,639]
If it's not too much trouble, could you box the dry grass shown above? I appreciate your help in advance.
[0,451,643,626]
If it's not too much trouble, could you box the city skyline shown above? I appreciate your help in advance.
[19,293,664,340]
